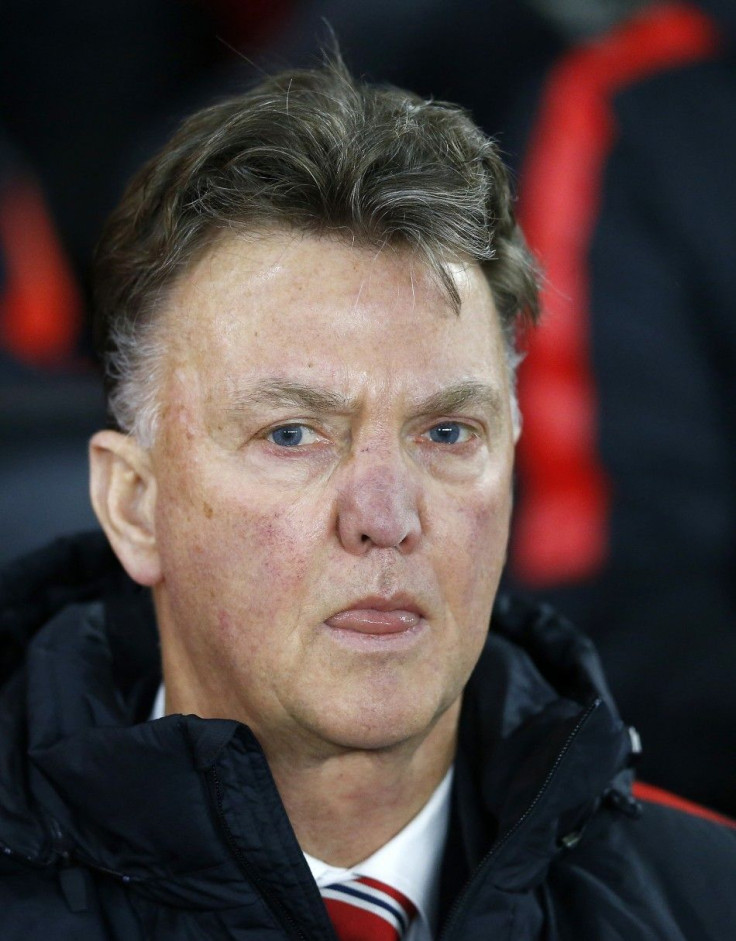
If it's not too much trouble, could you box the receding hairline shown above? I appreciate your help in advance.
[148,221,493,329]
[129,222,505,369]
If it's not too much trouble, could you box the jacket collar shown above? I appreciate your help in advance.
[450,594,633,893]
[0,534,635,910]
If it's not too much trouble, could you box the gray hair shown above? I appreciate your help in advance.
[94,54,539,446]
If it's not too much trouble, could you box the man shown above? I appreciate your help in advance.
[1,56,735,941]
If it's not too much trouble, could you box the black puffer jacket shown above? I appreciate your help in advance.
[1,532,735,939]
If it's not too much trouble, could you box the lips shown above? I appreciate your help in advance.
[324,597,424,635]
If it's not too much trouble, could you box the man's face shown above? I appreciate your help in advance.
[148,231,515,757]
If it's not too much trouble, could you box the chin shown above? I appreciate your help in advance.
[314,696,451,754]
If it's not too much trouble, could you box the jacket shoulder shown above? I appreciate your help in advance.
[550,791,736,939]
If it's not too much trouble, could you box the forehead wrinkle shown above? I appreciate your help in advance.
[222,378,359,415]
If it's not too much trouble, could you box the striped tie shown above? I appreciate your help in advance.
[321,875,417,940]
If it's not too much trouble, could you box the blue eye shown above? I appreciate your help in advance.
[269,424,305,447]
[428,422,462,444]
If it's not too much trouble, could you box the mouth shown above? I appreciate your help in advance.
[324,595,425,637]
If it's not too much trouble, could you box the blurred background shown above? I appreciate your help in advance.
[1,0,734,814]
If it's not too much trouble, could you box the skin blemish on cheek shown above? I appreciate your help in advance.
[216,607,238,643]
[203,502,214,519]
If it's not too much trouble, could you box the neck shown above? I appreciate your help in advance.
[156,609,461,867]
[268,702,460,867]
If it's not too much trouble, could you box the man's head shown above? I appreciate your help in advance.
[94,55,537,447]
[89,56,539,769]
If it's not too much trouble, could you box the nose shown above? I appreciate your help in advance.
[336,446,422,555]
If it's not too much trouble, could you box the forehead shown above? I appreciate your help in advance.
[159,231,506,405]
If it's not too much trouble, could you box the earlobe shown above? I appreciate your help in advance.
[89,430,163,586]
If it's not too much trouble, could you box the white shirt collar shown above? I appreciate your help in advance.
[304,766,453,938]
[151,686,452,937]
[150,683,166,721]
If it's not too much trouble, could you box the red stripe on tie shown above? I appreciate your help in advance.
[321,876,417,941]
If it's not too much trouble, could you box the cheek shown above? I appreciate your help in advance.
[160,479,325,616]
[440,482,512,606]
[236,508,315,585]
[464,495,510,552]
[213,606,271,669]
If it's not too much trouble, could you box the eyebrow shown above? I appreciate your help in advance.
[224,379,358,415]
[223,378,504,419]
[412,380,505,420]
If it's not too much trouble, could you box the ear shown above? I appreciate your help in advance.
[89,430,162,586]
